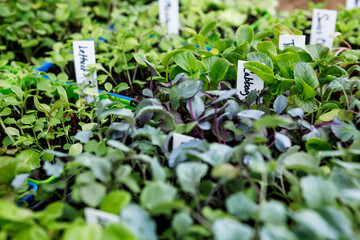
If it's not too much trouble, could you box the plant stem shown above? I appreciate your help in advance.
[205,182,222,205]
[214,107,221,143]
[194,191,202,214]
[122,53,133,90]
[191,211,212,230]
[260,172,268,204]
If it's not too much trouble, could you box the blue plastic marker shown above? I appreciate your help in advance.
[16,181,38,206]
[33,62,55,72]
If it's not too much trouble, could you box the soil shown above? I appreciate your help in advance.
[277,0,346,12]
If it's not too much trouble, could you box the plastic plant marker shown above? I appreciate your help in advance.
[84,207,121,227]
[33,62,55,72]
[346,0,360,10]
[159,0,179,35]
[27,176,58,185]
[279,35,306,50]
[310,9,337,49]
[236,61,264,100]
[16,181,38,206]
[173,133,195,149]
[73,41,98,103]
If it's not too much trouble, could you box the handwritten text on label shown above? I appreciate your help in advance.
[159,0,179,35]
[84,208,121,226]
[236,61,264,100]
[73,41,98,102]
[279,35,306,50]
[346,0,360,10]
[310,9,337,49]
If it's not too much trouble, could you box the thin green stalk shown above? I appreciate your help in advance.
[122,52,133,90]
[260,172,268,204]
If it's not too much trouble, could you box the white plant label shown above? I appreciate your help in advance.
[346,0,360,10]
[310,9,337,49]
[159,0,179,35]
[73,40,98,102]
[84,208,121,226]
[279,35,306,50]
[173,133,195,149]
[236,61,264,100]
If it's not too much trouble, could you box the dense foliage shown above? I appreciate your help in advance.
[0,0,359,239]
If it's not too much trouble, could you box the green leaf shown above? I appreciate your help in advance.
[254,115,292,129]
[16,150,41,172]
[185,27,206,46]
[21,39,39,48]
[293,210,338,239]
[226,192,258,220]
[282,152,319,171]
[199,21,217,36]
[176,162,208,195]
[275,132,292,152]
[140,181,177,211]
[34,96,49,118]
[0,4,12,17]
[213,218,253,240]
[69,143,83,156]
[211,163,240,180]
[259,201,287,224]
[98,108,135,130]
[120,205,157,240]
[177,80,201,100]
[12,226,51,240]
[233,42,250,59]
[0,80,13,89]
[103,223,137,240]
[136,105,176,131]
[75,155,111,182]
[275,52,300,78]
[5,127,19,136]
[298,79,317,99]
[11,85,23,99]
[318,66,348,85]
[35,202,65,226]
[57,86,68,103]
[273,95,288,115]
[172,212,193,237]
[260,225,297,240]
[161,49,188,66]
[300,175,337,208]
[318,206,354,237]
[256,41,277,57]
[243,62,274,85]
[273,23,294,37]
[247,52,273,70]
[80,183,107,207]
[62,224,102,240]
[123,37,139,52]
[0,156,20,184]
[174,51,198,74]
[0,199,33,222]
[238,110,265,120]
[306,138,332,156]
[305,45,330,61]
[100,190,131,214]
[209,58,230,88]
[295,96,316,113]
[132,125,167,148]
[236,25,254,45]
[294,62,319,99]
